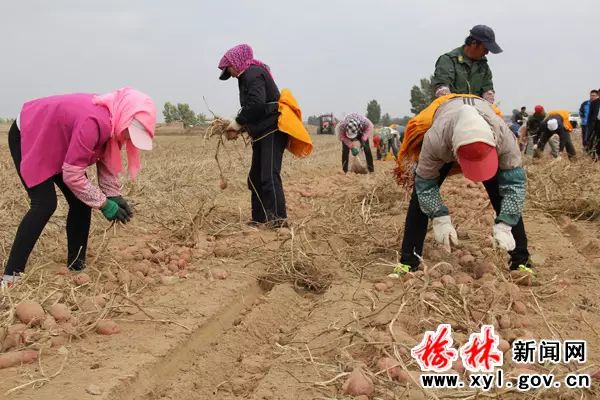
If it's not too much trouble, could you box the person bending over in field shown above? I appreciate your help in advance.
[392,95,533,277]
[2,88,157,287]
[337,113,375,173]
[218,44,312,228]
[533,110,576,160]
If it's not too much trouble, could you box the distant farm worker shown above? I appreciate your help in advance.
[533,110,576,160]
[524,105,552,156]
[432,25,502,105]
[372,131,383,160]
[393,94,532,277]
[337,113,375,173]
[2,88,157,286]
[586,89,600,157]
[219,44,312,228]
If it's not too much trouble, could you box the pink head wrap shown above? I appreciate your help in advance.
[92,87,156,180]
[218,44,272,77]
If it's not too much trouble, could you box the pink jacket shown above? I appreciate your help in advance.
[19,93,121,209]
[336,113,373,149]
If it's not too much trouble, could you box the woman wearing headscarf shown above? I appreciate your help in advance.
[218,44,289,228]
[2,88,156,286]
[337,113,375,173]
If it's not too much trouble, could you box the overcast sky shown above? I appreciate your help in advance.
[1,0,598,121]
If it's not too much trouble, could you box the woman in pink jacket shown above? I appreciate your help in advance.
[3,88,156,285]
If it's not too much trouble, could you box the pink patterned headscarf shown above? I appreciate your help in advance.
[92,87,156,180]
[218,44,272,77]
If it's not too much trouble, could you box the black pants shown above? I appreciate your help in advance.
[586,124,600,157]
[582,125,588,147]
[248,130,288,224]
[400,163,530,270]
[342,141,374,173]
[5,123,91,275]
[536,129,576,158]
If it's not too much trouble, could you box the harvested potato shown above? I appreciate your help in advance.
[15,301,45,326]
[377,357,401,379]
[95,320,120,335]
[72,273,91,286]
[48,303,71,322]
[0,350,38,369]
[342,368,374,396]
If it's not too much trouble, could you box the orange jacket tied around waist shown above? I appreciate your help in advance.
[394,94,502,185]
[277,89,313,158]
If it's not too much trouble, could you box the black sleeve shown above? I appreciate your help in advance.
[236,73,268,125]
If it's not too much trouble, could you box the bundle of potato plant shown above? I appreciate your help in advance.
[205,118,250,190]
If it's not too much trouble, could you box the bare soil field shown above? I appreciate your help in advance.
[0,128,599,399]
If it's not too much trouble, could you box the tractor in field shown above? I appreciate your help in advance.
[317,113,337,135]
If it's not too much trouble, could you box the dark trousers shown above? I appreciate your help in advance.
[582,125,588,147]
[586,124,600,157]
[341,141,374,173]
[537,128,576,158]
[248,130,288,224]
[5,123,91,275]
[400,163,530,270]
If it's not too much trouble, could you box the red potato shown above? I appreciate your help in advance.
[452,360,465,373]
[431,281,444,290]
[117,270,132,286]
[397,370,421,385]
[458,254,476,268]
[440,275,456,287]
[219,177,228,190]
[177,258,188,269]
[512,301,527,315]
[474,262,496,279]
[498,315,512,329]
[42,315,59,331]
[0,350,38,369]
[510,270,533,286]
[374,282,388,292]
[377,357,401,379]
[141,249,153,260]
[55,267,69,276]
[2,324,27,351]
[499,339,510,353]
[15,301,45,326]
[454,272,474,285]
[144,276,156,285]
[168,262,179,273]
[48,303,71,322]
[212,269,229,280]
[72,273,91,286]
[95,320,120,335]
[421,292,439,303]
[342,368,374,396]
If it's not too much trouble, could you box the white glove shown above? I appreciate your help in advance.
[432,215,459,252]
[493,222,516,251]
[435,86,451,97]
[482,90,496,104]
[226,119,242,132]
